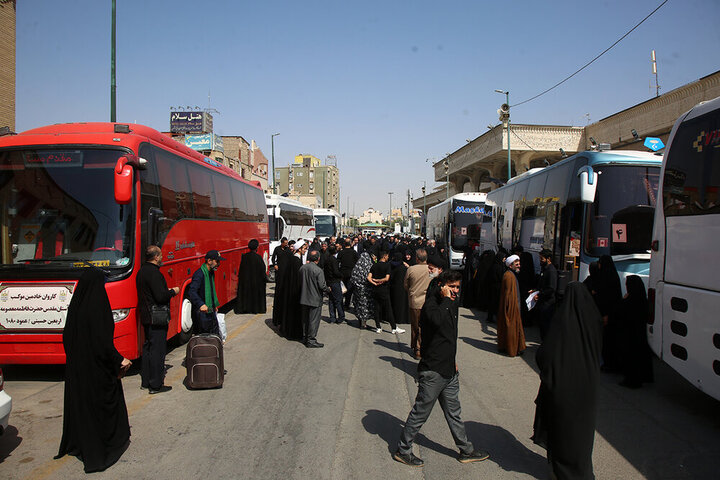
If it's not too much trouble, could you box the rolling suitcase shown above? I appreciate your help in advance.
[186,334,224,389]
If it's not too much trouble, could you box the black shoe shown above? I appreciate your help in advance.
[458,449,490,463]
[392,451,424,467]
[305,342,324,348]
[149,385,172,394]
[140,385,148,390]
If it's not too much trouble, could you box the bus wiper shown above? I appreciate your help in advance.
[20,257,111,272]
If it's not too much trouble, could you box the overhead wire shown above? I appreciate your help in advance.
[512,0,669,108]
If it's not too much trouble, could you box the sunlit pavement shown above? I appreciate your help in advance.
[2,286,719,479]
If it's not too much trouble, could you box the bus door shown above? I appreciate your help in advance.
[500,202,514,251]
[556,201,583,297]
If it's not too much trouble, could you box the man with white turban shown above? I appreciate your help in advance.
[496,254,526,356]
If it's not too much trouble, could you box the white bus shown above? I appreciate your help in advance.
[265,194,315,265]
[426,192,488,270]
[648,96,720,401]
[313,208,341,241]
[483,149,661,293]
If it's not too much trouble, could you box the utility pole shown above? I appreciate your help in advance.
[496,89,511,181]
[110,0,116,122]
[271,133,280,194]
[388,192,393,225]
[421,182,426,236]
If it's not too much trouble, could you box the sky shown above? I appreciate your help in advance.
[14,0,720,217]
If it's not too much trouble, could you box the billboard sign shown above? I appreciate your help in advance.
[185,134,224,153]
[170,111,213,134]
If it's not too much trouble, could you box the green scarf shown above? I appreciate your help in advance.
[201,263,219,309]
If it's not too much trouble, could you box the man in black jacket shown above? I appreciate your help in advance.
[324,243,345,324]
[533,248,558,341]
[136,245,179,394]
[393,270,489,467]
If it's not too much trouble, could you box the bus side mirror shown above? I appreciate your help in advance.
[577,166,597,204]
[148,207,166,246]
[114,156,134,204]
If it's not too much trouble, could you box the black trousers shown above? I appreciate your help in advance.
[141,324,168,389]
[373,289,396,330]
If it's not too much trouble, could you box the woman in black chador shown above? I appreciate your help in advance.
[277,243,304,340]
[619,275,654,388]
[55,268,132,473]
[234,239,268,314]
[532,282,603,480]
[596,254,623,372]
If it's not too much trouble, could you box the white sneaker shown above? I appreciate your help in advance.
[375,328,382,333]
[392,328,406,334]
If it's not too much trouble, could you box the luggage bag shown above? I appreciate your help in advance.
[186,334,224,389]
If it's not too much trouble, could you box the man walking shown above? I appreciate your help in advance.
[533,248,558,341]
[299,250,328,348]
[187,250,225,336]
[137,245,179,394]
[394,270,489,467]
[404,248,431,359]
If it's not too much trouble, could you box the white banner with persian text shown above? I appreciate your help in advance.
[0,283,76,330]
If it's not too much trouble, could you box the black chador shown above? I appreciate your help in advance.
[234,243,268,314]
[55,269,130,473]
[276,254,304,340]
[532,282,603,480]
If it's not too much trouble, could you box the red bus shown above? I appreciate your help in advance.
[0,122,268,364]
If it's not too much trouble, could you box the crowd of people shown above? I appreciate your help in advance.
[55,232,655,478]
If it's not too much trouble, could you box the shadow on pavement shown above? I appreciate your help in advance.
[378,355,417,378]
[459,336,500,355]
[0,365,64,382]
[465,421,547,478]
[0,425,22,463]
[361,409,455,458]
[374,338,414,358]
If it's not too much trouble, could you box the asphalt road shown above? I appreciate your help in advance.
[1,287,719,479]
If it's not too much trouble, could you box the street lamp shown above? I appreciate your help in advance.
[495,89,511,181]
[388,192,393,225]
[421,182,426,234]
[271,133,280,194]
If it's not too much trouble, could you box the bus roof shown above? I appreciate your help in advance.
[265,194,313,209]
[0,122,257,186]
[504,149,662,187]
[313,208,340,216]
[428,191,488,212]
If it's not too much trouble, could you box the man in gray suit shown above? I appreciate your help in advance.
[300,250,328,348]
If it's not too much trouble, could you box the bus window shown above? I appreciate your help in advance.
[188,165,217,219]
[138,143,160,252]
[154,147,193,221]
[663,113,720,216]
[232,184,249,221]
[212,175,234,220]
[244,187,265,222]
[584,165,659,256]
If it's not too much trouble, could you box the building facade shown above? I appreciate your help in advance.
[358,208,383,224]
[275,154,340,209]
[0,0,16,132]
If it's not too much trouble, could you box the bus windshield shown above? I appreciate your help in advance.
[450,200,485,250]
[584,164,660,257]
[314,215,335,237]
[0,148,134,270]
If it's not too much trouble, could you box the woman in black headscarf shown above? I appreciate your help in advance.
[351,249,376,329]
[619,275,654,388]
[389,251,409,325]
[277,243,304,340]
[532,282,603,480]
[596,254,623,372]
[234,239,268,314]
[55,268,131,473]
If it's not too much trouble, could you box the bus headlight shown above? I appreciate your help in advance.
[112,309,131,323]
